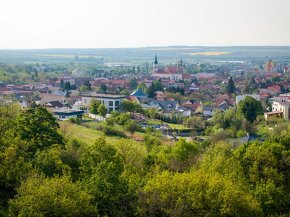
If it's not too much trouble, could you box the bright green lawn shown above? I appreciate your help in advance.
[59,121,122,145]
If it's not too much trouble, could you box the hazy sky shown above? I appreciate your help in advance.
[0,0,289,49]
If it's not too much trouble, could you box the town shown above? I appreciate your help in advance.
[1,0,290,214]
[1,53,290,143]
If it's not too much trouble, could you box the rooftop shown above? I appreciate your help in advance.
[81,93,126,99]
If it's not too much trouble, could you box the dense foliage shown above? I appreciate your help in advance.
[0,105,290,217]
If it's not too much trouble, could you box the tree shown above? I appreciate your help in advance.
[124,120,139,138]
[139,170,262,217]
[120,100,137,113]
[14,107,63,153]
[169,138,199,171]
[238,96,263,123]
[64,81,71,91]
[236,137,290,215]
[80,137,132,216]
[83,80,91,91]
[98,104,107,119]
[148,80,164,98]
[79,85,89,92]
[226,76,235,94]
[137,82,148,94]
[34,145,70,177]
[89,100,100,115]
[129,78,138,90]
[185,116,205,131]
[9,175,97,217]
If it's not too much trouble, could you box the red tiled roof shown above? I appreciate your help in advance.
[127,95,139,102]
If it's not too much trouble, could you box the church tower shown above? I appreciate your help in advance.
[153,54,159,73]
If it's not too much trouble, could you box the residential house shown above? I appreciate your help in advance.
[267,84,281,96]
[72,101,89,113]
[181,100,202,113]
[45,101,65,109]
[214,94,235,111]
[53,109,84,121]
[265,97,290,120]
[39,93,67,105]
[202,105,214,117]
[130,89,148,101]
[149,100,191,117]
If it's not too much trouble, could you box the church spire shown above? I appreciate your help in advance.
[154,54,158,65]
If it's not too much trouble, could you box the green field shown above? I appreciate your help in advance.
[59,121,119,145]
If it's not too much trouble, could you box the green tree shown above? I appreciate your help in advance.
[129,78,138,90]
[89,100,100,115]
[226,76,235,94]
[120,100,135,112]
[124,120,140,138]
[98,104,107,119]
[139,170,262,217]
[236,137,290,215]
[120,100,143,113]
[148,80,164,98]
[14,107,63,153]
[9,175,97,217]
[185,116,205,131]
[137,82,149,94]
[83,80,91,91]
[34,144,70,177]
[80,137,132,216]
[238,96,263,123]
[64,81,71,91]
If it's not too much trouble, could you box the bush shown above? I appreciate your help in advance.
[102,126,126,138]
[75,118,81,125]
[69,118,76,123]
[237,129,247,138]
[116,113,131,125]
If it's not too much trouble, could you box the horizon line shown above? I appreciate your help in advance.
[1,45,290,50]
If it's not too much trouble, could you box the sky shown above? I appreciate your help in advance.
[0,0,290,49]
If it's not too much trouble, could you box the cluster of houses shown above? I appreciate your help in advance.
[1,57,290,123]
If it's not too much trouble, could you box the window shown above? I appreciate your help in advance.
[109,101,113,106]
[115,101,120,106]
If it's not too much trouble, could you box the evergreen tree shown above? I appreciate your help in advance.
[129,78,138,90]
[64,81,71,91]
[226,76,235,94]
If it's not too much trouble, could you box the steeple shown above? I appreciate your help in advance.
[154,54,158,65]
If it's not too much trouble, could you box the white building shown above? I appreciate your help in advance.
[270,97,290,120]
[81,93,126,113]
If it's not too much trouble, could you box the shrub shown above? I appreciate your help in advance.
[102,126,126,138]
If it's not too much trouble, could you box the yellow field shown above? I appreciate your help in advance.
[150,47,198,51]
[186,51,231,56]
